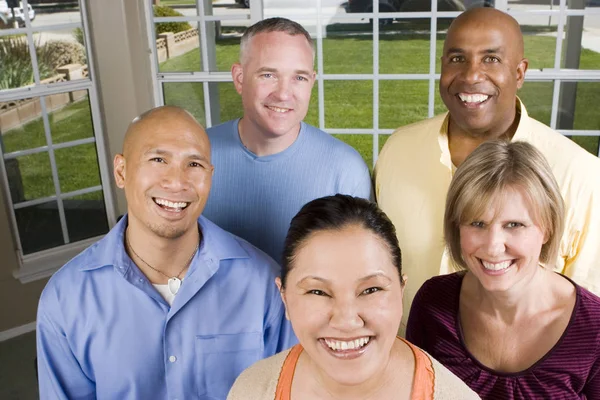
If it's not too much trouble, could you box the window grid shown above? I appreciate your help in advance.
[148,0,600,161]
[0,0,116,260]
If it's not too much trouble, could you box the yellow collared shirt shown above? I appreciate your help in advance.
[375,99,600,332]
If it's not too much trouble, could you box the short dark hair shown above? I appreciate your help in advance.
[240,17,315,63]
[281,194,403,288]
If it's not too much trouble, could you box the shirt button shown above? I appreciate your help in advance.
[169,355,177,363]
[138,278,143,283]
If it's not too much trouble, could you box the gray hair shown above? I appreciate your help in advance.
[239,17,315,64]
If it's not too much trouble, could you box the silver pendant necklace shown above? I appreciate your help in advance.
[126,233,199,295]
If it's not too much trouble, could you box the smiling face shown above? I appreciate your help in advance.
[459,186,547,293]
[114,108,213,240]
[439,9,528,137]
[233,31,315,141]
[277,224,403,387]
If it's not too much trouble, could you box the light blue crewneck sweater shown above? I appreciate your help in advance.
[204,119,372,263]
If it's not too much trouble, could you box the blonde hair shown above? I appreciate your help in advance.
[444,140,564,270]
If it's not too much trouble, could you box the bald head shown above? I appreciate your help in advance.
[123,106,208,158]
[446,8,524,58]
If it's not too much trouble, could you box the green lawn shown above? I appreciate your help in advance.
[2,31,599,202]
[160,32,600,163]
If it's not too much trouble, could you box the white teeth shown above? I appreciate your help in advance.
[458,93,489,103]
[324,337,370,351]
[481,260,512,271]
[267,106,289,113]
[154,198,188,210]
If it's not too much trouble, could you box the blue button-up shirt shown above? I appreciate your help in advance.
[37,215,297,399]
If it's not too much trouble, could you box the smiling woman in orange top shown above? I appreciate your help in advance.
[227,195,479,400]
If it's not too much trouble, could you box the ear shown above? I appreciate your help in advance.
[113,154,126,189]
[232,63,244,95]
[401,274,408,292]
[275,277,290,320]
[516,58,529,90]
[310,70,317,88]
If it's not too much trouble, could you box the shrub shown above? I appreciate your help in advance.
[153,5,192,37]
[43,40,87,70]
[72,27,85,46]
[0,36,54,89]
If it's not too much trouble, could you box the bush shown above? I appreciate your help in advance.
[72,27,85,46]
[44,40,87,70]
[153,5,192,37]
[0,36,54,89]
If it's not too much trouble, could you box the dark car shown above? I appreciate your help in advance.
[347,0,466,14]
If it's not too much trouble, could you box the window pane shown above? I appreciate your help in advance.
[156,21,202,72]
[563,15,600,71]
[15,201,64,254]
[64,191,109,243]
[55,143,102,194]
[0,36,35,90]
[518,81,554,126]
[153,0,198,17]
[324,19,372,74]
[323,18,373,74]
[211,21,242,72]
[163,81,243,127]
[332,134,373,167]
[30,4,82,28]
[9,152,54,202]
[380,28,430,74]
[0,97,47,152]
[560,80,600,156]
[49,91,94,144]
[380,80,429,129]
[325,80,372,129]
[163,81,205,123]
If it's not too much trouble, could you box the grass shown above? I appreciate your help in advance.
[160,31,600,162]
[1,98,103,201]
[2,30,599,203]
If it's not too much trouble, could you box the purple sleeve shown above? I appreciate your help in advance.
[406,281,428,348]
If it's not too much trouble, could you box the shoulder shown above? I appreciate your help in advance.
[573,285,600,333]
[207,120,237,142]
[301,124,365,162]
[382,114,446,149]
[376,114,447,173]
[201,216,280,274]
[227,349,291,400]
[525,116,600,182]
[415,273,463,305]
[428,354,481,399]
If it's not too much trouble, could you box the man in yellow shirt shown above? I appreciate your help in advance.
[375,7,600,331]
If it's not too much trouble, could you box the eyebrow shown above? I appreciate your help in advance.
[296,271,392,286]
[256,67,313,76]
[446,47,503,55]
[144,148,210,163]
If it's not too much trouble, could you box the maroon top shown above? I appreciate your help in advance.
[406,273,600,400]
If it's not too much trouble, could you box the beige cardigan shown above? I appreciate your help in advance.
[227,347,481,400]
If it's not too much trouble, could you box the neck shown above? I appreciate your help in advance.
[468,266,551,324]
[307,342,402,399]
[125,219,200,282]
[238,117,300,157]
[448,108,520,167]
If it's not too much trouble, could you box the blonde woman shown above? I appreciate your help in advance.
[228,195,479,400]
[407,140,600,399]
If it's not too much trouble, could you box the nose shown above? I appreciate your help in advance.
[460,60,484,85]
[160,164,188,191]
[329,296,364,332]
[273,79,292,101]
[484,226,506,257]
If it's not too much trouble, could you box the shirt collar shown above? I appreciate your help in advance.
[78,214,250,272]
[438,96,529,171]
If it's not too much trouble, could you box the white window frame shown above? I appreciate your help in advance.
[144,0,600,161]
[0,0,116,283]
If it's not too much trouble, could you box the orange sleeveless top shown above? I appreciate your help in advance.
[274,337,435,400]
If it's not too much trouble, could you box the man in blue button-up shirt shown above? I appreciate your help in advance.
[36,106,296,399]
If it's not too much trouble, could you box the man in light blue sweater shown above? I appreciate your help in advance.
[205,18,372,262]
